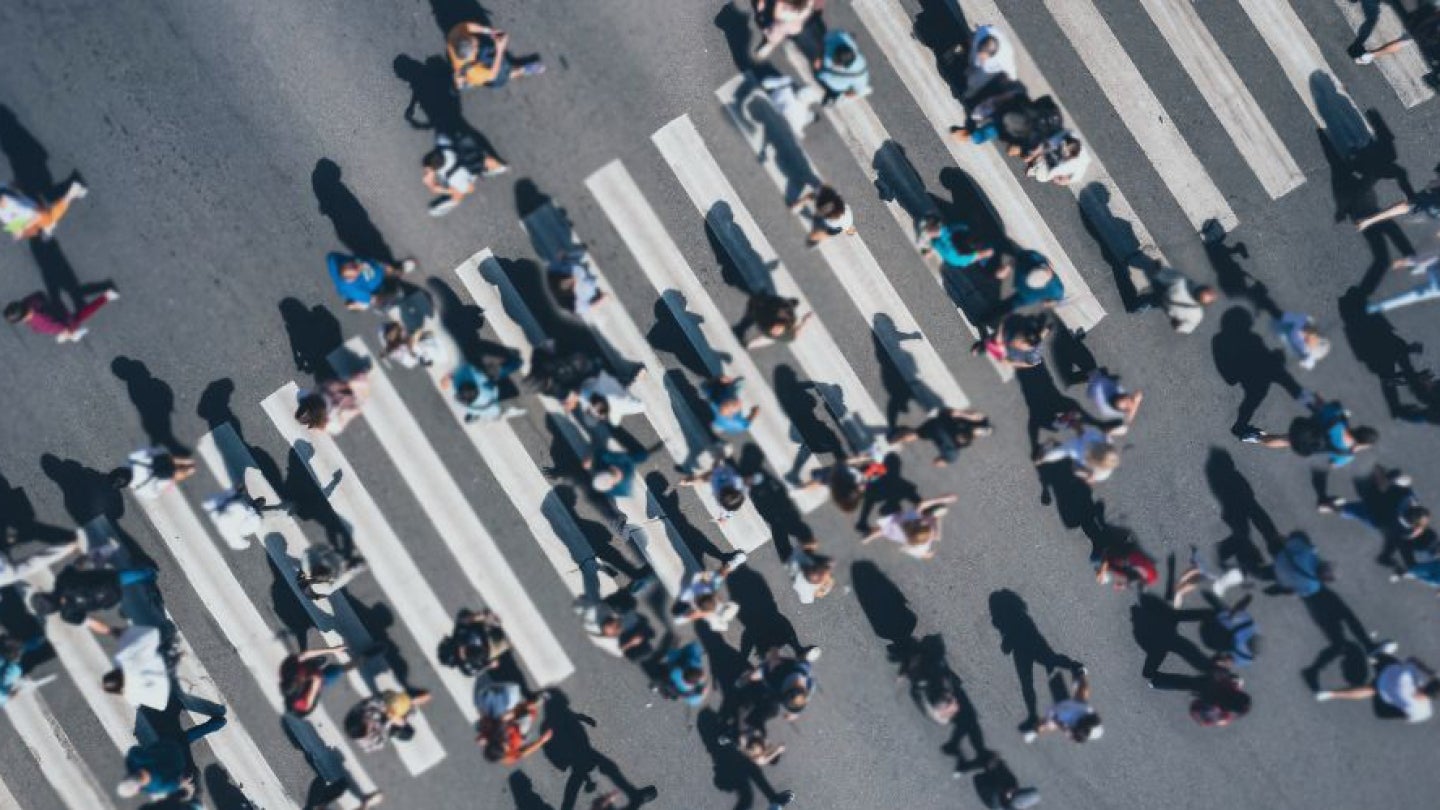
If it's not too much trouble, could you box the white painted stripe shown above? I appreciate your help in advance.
[408,259,620,609]
[164,640,299,810]
[1332,0,1435,108]
[1039,0,1239,229]
[653,115,891,450]
[261,385,483,724]
[718,75,973,415]
[850,0,1105,330]
[0,760,17,810]
[328,337,575,689]
[521,208,781,549]
[4,691,115,810]
[194,426,388,797]
[452,251,697,594]
[1234,0,1374,153]
[1135,0,1304,198]
[44,518,297,809]
[585,161,828,496]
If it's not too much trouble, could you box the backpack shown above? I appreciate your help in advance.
[1287,416,1328,457]
[1029,96,1064,139]
[1274,535,1325,596]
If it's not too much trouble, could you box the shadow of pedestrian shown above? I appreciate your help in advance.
[1204,447,1281,576]
[1201,221,1278,317]
[26,240,99,314]
[426,277,517,370]
[312,159,397,265]
[1299,588,1374,690]
[727,566,808,659]
[344,599,414,692]
[203,763,257,810]
[714,4,756,73]
[874,140,936,228]
[540,691,649,810]
[0,468,74,550]
[508,771,557,810]
[744,445,813,559]
[278,298,344,382]
[1131,591,1213,681]
[1311,71,1371,157]
[267,554,315,651]
[706,201,776,296]
[0,105,66,200]
[852,559,918,645]
[856,453,920,533]
[1211,307,1301,435]
[428,0,490,34]
[988,588,1082,728]
[1078,183,1152,314]
[1338,286,1420,395]
[773,365,843,464]
[394,54,462,133]
[695,706,790,810]
[278,443,356,561]
[111,357,185,454]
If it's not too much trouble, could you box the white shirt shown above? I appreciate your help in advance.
[578,372,645,426]
[202,490,260,550]
[1377,662,1434,723]
[113,626,171,710]
[1163,279,1205,334]
[877,510,938,559]
[126,448,174,500]
[788,551,825,604]
[970,25,1017,79]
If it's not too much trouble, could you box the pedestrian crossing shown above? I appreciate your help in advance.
[1329,0,1435,109]
[8,1,1435,806]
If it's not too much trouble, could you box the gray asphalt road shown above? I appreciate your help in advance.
[1,1,1439,809]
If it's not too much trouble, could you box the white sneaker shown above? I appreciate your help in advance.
[1355,52,1376,65]
[67,180,88,200]
[103,288,120,302]
[1212,568,1246,597]
[58,327,88,343]
[1315,691,1334,702]
[501,406,526,420]
[399,259,418,273]
[1022,730,1038,744]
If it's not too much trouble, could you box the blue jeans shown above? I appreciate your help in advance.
[185,714,227,745]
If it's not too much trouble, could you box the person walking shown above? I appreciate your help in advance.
[4,288,118,343]
[475,681,551,763]
[110,446,198,501]
[326,252,415,312]
[421,130,507,217]
[1024,666,1102,743]
[975,313,1050,369]
[0,634,48,709]
[378,319,444,369]
[739,292,812,348]
[0,177,86,242]
[754,0,820,60]
[346,687,432,751]
[1004,252,1065,312]
[950,25,1018,102]
[437,607,510,676]
[916,216,1006,277]
[787,540,835,604]
[1239,391,1378,468]
[1355,170,1440,232]
[280,645,363,718]
[890,406,991,467]
[738,647,822,720]
[1144,265,1216,334]
[791,184,857,247]
[862,494,959,560]
[658,640,711,707]
[1316,651,1437,723]
[441,356,524,424]
[446,21,544,90]
[814,29,871,102]
[1274,312,1331,371]
[673,553,748,630]
[296,546,368,600]
[565,370,645,428]
[1084,368,1143,435]
[1025,132,1090,186]
[798,446,888,512]
[295,373,371,435]
[100,624,172,710]
[680,451,760,522]
[704,375,761,436]
[1033,420,1122,486]
[547,249,606,317]
[115,709,227,803]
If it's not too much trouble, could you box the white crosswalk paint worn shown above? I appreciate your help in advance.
[521,208,783,549]
[718,75,972,414]
[850,0,1105,331]
[328,337,575,689]
[653,115,890,449]
[585,161,827,494]
[454,250,698,594]
[194,426,386,798]
[1234,0,1373,153]
[1040,0,1239,229]
[1134,0,1305,198]
[4,691,115,810]
[1331,0,1435,108]
[261,385,482,725]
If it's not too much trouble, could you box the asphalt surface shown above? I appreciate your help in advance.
[1,0,1439,809]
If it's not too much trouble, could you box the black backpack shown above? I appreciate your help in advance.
[1030,96,1064,140]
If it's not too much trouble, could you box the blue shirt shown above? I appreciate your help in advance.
[706,379,752,435]
[451,363,503,421]
[1274,536,1325,597]
[817,31,870,96]
[929,223,988,269]
[327,252,386,307]
[593,448,646,498]
[665,642,708,705]
[1011,253,1064,307]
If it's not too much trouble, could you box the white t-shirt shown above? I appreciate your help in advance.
[970,25,1017,79]
[113,626,171,710]
[877,510,938,559]
[788,550,825,604]
[126,448,175,500]
[1377,662,1434,723]
[0,188,39,235]
[1164,280,1205,334]
[579,372,645,426]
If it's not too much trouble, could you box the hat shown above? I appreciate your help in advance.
[591,469,620,493]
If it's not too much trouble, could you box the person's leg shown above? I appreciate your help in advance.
[184,712,228,745]
[67,290,115,329]
[5,542,78,585]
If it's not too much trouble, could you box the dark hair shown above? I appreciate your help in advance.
[453,35,479,61]
[1404,505,1430,527]
[295,394,329,429]
[1070,713,1102,742]
[681,666,705,686]
[422,150,446,170]
[831,471,863,513]
[831,44,856,67]
[102,668,125,694]
[814,186,846,218]
[456,381,480,405]
[108,467,135,490]
[782,685,809,713]
[695,592,718,613]
[381,322,406,354]
[588,393,610,419]
[977,36,999,56]
[718,486,747,512]
[3,300,28,324]
[1211,687,1252,717]
[1421,679,1440,698]
[29,593,56,617]
[1351,426,1379,446]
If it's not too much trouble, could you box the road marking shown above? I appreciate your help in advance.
[652,115,889,451]
[850,0,1105,330]
[1234,0,1373,153]
[3,691,115,810]
[1330,0,1435,108]
[522,207,779,550]
[453,247,698,593]
[1134,0,1304,198]
[719,73,972,414]
[328,337,575,689]
[262,384,482,725]
[1039,0,1239,228]
[195,424,388,798]
[586,159,828,497]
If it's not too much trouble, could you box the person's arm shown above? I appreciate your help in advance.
[1073,669,1092,703]
[918,494,958,511]
[506,728,552,764]
[84,616,122,636]
[1095,558,1111,584]
[421,168,448,195]
[296,645,346,662]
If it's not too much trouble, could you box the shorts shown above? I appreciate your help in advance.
[485,55,512,87]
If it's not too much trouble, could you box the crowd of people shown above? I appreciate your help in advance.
[3,2,1440,810]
